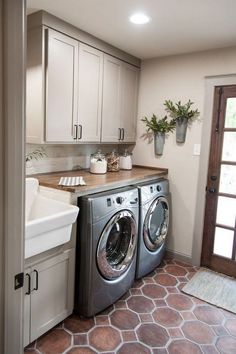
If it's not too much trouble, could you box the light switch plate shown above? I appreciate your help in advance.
[193,144,201,156]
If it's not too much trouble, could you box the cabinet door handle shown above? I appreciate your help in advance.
[25,273,31,295]
[122,128,125,141]
[118,128,121,141]
[78,125,82,139]
[33,269,39,291]
[73,124,78,140]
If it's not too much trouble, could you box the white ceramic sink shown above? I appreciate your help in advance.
[25,178,79,259]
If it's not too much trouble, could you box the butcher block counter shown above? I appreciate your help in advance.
[34,165,168,197]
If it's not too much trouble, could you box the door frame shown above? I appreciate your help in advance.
[1,0,26,353]
[192,74,236,266]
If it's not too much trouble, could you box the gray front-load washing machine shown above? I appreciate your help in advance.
[74,186,139,317]
[136,178,169,279]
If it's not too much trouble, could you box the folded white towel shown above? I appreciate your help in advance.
[58,176,86,186]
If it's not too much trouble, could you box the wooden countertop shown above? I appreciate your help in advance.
[34,165,168,196]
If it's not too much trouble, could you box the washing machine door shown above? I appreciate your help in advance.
[143,196,169,252]
[97,210,137,280]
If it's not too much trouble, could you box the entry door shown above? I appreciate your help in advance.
[201,85,236,277]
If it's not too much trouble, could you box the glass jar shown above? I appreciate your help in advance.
[106,150,120,172]
[90,150,107,174]
[120,150,132,170]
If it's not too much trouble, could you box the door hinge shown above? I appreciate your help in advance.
[14,272,24,290]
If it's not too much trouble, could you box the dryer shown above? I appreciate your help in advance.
[136,178,169,279]
[74,186,139,317]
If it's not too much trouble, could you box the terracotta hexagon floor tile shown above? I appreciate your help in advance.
[67,348,96,354]
[142,283,167,299]
[95,316,109,326]
[213,325,229,337]
[166,293,194,311]
[110,309,140,330]
[216,336,236,354]
[153,307,183,327]
[154,299,167,307]
[130,288,142,295]
[36,329,71,354]
[117,342,151,354]
[165,265,187,276]
[64,315,95,333]
[154,273,177,286]
[139,313,153,322]
[114,300,127,308]
[181,311,196,320]
[194,305,224,325]
[166,286,179,293]
[220,308,236,319]
[24,350,39,354]
[182,321,215,344]
[136,323,169,347]
[225,318,236,336]
[89,326,121,352]
[152,349,168,354]
[127,295,154,313]
[167,339,202,354]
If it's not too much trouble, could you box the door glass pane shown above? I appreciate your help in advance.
[219,164,236,195]
[213,227,234,258]
[225,98,236,128]
[216,196,236,227]
[222,132,236,162]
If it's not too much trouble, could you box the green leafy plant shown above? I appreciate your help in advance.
[141,115,176,134]
[26,147,47,163]
[164,99,200,123]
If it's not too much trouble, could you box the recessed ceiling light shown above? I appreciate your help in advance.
[129,13,151,25]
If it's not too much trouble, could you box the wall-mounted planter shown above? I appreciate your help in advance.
[154,132,165,155]
[176,118,188,143]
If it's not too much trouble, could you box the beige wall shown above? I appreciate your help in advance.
[133,46,236,260]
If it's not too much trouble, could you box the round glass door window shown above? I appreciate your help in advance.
[143,197,169,252]
[97,210,137,280]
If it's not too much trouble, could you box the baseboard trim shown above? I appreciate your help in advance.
[165,249,193,265]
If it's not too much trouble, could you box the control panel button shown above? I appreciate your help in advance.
[116,196,124,204]
[156,185,162,192]
[107,198,112,207]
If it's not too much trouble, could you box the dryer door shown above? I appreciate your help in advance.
[97,210,137,280]
[143,196,169,252]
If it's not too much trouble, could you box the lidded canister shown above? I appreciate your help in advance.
[90,150,107,174]
[120,149,132,170]
[106,150,120,172]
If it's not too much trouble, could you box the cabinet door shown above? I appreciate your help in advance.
[45,29,78,142]
[77,43,103,142]
[121,63,139,142]
[101,54,122,142]
[30,249,75,342]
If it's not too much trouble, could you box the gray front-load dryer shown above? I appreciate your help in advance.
[74,186,139,317]
[136,178,169,279]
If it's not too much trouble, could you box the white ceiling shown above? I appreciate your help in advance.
[27,0,236,59]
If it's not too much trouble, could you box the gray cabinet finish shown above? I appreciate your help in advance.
[24,249,75,347]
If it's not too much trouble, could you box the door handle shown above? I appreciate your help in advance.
[33,269,39,291]
[122,128,125,141]
[73,124,78,140]
[118,128,122,141]
[208,187,217,193]
[78,125,82,139]
[25,273,31,295]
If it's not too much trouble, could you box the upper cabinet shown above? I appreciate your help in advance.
[46,29,78,142]
[77,44,103,142]
[101,55,139,143]
[26,14,140,144]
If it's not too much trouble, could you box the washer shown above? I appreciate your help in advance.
[136,178,169,279]
[74,186,139,317]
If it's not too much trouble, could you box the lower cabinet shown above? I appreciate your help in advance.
[24,249,75,347]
